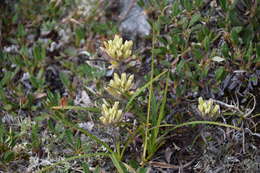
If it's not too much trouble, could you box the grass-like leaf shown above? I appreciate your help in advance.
[52,105,100,113]
[125,70,168,112]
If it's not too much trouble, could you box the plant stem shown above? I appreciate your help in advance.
[142,20,157,165]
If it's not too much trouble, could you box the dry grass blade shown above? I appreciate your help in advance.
[149,159,195,170]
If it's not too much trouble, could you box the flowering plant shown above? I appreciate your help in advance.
[105,73,135,98]
[198,97,220,118]
[102,35,133,69]
[100,100,123,125]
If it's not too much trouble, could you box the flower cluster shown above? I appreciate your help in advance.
[99,35,137,126]
[100,100,123,125]
[105,73,135,98]
[198,97,220,118]
[102,35,133,69]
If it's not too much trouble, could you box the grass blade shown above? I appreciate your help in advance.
[52,106,100,113]
[111,153,127,173]
[126,70,168,112]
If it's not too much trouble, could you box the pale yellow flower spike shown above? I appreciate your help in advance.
[198,97,220,118]
[102,35,134,69]
[105,73,135,98]
[121,73,127,88]
[100,101,123,125]
[114,73,121,85]
[125,74,134,90]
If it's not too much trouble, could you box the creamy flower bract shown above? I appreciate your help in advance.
[105,73,135,98]
[198,97,220,118]
[102,35,133,69]
[100,100,123,125]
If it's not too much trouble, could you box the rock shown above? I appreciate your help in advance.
[119,0,151,40]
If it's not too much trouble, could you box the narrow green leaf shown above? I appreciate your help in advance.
[172,1,181,17]
[126,70,168,112]
[60,72,70,89]
[148,120,241,140]
[33,44,46,62]
[52,106,100,113]
[65,129,74,145]
[215,67,225,81]
[155,72,169,136]
[110,153,127,173]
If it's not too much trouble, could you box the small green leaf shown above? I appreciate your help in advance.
[82,162,91,173]
[215,67,225,81]
[3,104,13,111]
[0,71,12,86]
[3,151,15,163]
[231,27,243,45]
[244,42,253,62]
[33,44,46,62]
[188,13,201,28]
[193,48,203,60]
[17,24,26,38]
[176,60,185,74]
[128,159,139,169]
[180,17,189,29]
[160,60,172,67]
[32,123,40,149]
[151,48,167,55]
[34,114,49,122]
[30,75,45,89]
[138,168,148,173]
[75,27,85,46]
[60,72,70,89]
[203,36,210,51]
[183,0,193,11]
[219,0,228,12]
[221,42,230,58]
[159,15,171,25]
[172,1,181,17]
[75,137,81,150]
[65,129,74,145]
[194,0,203,7]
